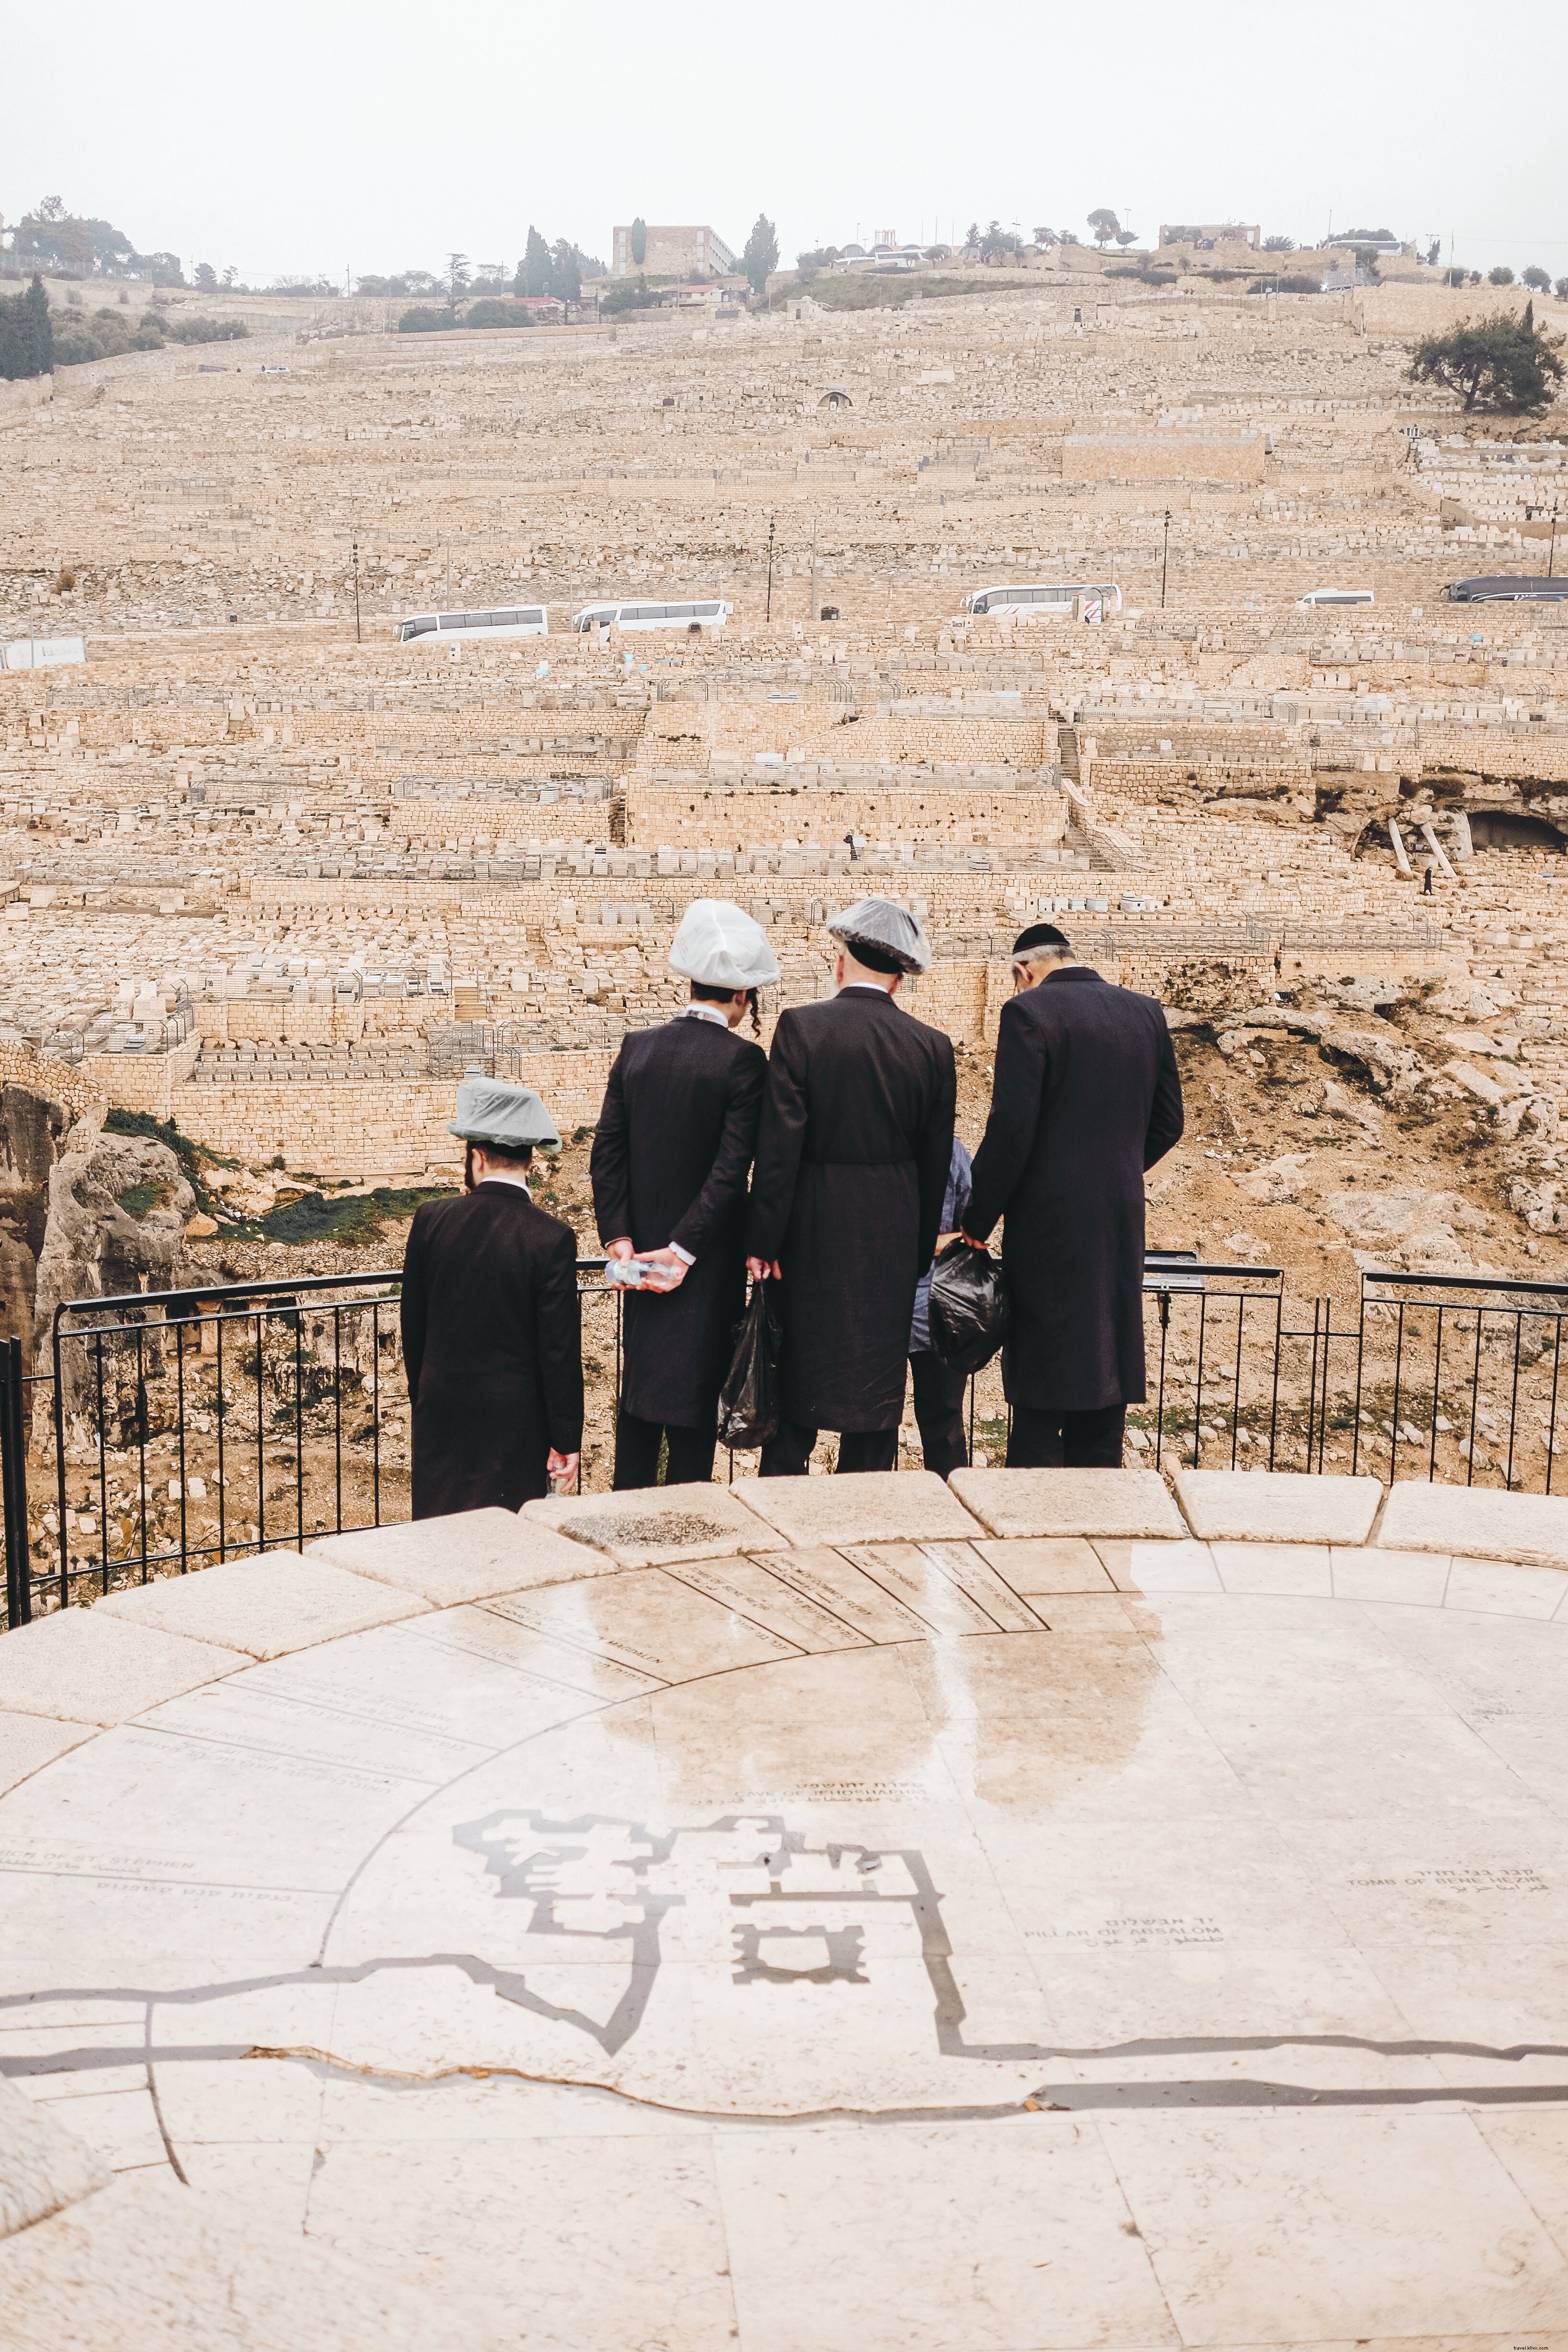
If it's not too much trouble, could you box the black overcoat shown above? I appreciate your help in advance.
[400,1181,583,1518]
[964,967,1184,1411]
[745,987,956,1433]
[589,1013,768,1429]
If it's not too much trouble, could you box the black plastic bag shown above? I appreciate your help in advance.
[718,1283,783,1448]
[928,1239,1010,1373]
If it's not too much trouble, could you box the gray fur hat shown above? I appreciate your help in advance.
[827,896,932,975]
[448,1076,561,1151]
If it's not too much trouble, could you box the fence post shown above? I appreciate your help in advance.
[2,1335,32,1628]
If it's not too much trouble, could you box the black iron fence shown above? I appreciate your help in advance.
[4,1255,1567,1629]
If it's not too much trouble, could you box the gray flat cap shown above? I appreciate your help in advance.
[827,895,932,975]
[448,1077,561,1151]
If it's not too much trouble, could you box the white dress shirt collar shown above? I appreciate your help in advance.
[682,1003,731,1028]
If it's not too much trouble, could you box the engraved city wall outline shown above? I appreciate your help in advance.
[10,1811,1568,2116]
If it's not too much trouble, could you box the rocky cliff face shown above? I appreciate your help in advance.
[0,1053,194,1402]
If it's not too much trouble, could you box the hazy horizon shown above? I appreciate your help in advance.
[4,0,1566,290]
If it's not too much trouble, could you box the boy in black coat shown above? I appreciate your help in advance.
[401,1079,582,1516]
[746,898,956,1476]
[962,924,1184,1467]
[591,901,776,1489]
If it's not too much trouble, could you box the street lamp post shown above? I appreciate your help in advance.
[1160,508,1172,609]
[765,516,775,623]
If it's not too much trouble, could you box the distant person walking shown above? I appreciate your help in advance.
[401,1078,583,1516]
[906,1133,974,1480]
[591,900,774,1490]
[962,923,1183,1467]
[746,897,956,1476]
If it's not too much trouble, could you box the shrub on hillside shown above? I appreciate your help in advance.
[51,307,249,366]
[461,298,533,329]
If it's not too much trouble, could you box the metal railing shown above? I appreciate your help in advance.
[5,1256,1568,1629]
[6,1261,620,1626]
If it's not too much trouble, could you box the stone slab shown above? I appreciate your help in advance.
[1094,1537,1222,1593]
[734,1469,983,1547]
[522,1481,784,1567]
[1173,1467,1383,1546]
[307,1509,606,1606]
[1377,1480,1568,1570]
[94,1554,429,1661]
[972,1537,1114,1593]
[0,2077,108,2243]
[0,2171,499,2352]
[0,1708,97,1797]
[0,1608,240,1727]
[949,1466,1182,1541]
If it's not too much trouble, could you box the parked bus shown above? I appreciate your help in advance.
[398,606,549,644]
[1446,575,1568,604]
[957,581,1123,618]
[1296,587,1374,608]
[571,599,732,633]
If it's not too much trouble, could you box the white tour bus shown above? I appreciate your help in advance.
[397,606,549,644]
[571,598,732,634]
[1296,587,1374,609]
[958,581,1123,619]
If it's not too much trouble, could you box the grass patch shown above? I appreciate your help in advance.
[256,1185,458,1246]
[103,1106,231,1217]
[114,1179,172,1221]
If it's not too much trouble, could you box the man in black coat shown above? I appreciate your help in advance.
[962,923,1183,1467]
[591,900,774,1489]
[401,1078,583,1517]
[746,897,956,1476]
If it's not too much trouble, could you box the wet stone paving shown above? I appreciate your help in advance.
[6,1466,1568,2347]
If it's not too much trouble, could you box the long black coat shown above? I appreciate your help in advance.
[590,1013,768,1429]
[746,987,956,1433]
[964,967,1184,1411]
[400,1182,583,1518]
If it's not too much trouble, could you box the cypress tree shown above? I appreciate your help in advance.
[23,273,54,376]
[0,274,54,380]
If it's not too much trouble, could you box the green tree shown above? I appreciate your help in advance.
[741,212,779,294]
[630,216,647,266]
[548,239,582,301]
[1488,265,1515,286]
[445,252,469,311]
[0,273,55,380]
[1522,266,1551,292]
[194,263,218,292]
[1263,235,1296,252]
[1407,307,1566,414]
[1087,207,1120,247]
[515,226,552,297]
[979,220,1023,264]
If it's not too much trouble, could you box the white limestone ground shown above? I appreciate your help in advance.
[6,1467,1568,2347]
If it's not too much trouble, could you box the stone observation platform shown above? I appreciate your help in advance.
[5,1465,1568,2345]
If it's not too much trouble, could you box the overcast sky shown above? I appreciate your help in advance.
[5,0,1565,286]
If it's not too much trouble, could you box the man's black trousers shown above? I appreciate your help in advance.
[613,1410,718,1491]
[908,1351,969,1480]
[759,1421,899,1477]
[1006,1402,1126,1469]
